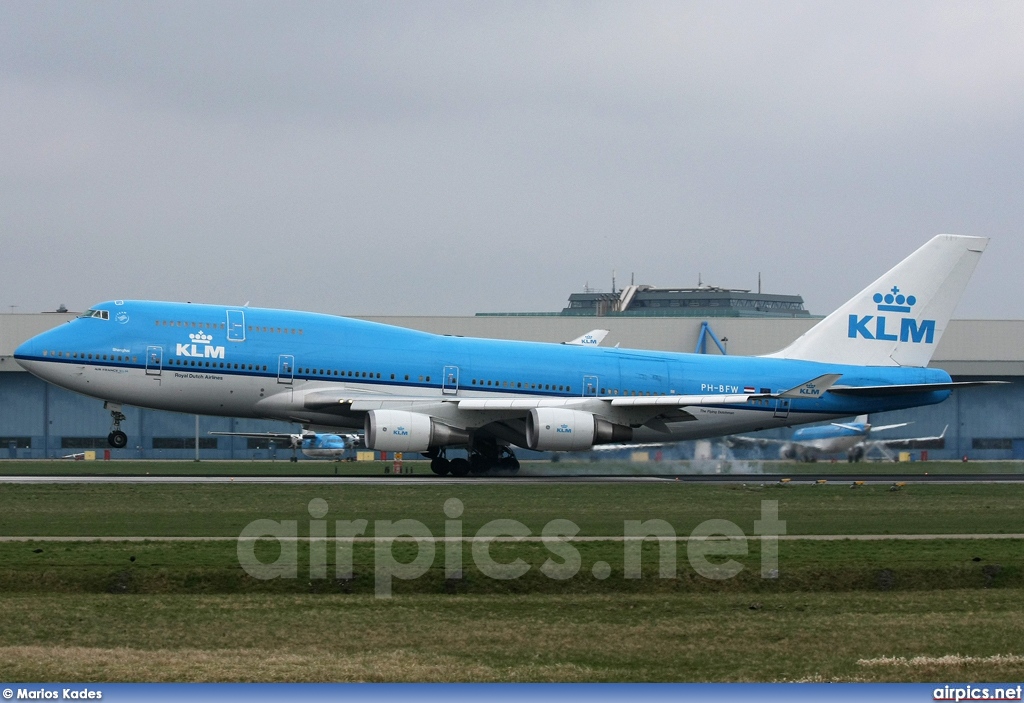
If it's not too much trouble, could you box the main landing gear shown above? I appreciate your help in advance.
[105,402,128,449]
[425,445,521,477]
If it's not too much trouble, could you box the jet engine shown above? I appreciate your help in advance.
[525,408,632,451]
[364,410,470,452]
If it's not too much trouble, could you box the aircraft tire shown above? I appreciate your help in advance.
[108,431,128,449]
[469,455,490,474]
[498,457,520,474]
[430,457,451,476]
[449,458,471,476]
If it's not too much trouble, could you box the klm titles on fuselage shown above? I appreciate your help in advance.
[175,332,226,359]
[848,287,935,344]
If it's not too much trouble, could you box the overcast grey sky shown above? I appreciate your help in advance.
[2,1,1021,318]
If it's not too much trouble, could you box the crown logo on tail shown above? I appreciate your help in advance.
[873,286,916,314]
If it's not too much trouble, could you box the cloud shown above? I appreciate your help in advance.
[1,1,1022,317]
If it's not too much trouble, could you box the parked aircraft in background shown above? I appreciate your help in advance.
[564,329,609,346]
[726,415,947,462]
[14,235,999,476]
[209,430,362,462]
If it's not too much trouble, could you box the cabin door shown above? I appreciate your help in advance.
[442,365,460,395]
[145,346,163,376]
[278,355,295,385]
[226,310,246,342]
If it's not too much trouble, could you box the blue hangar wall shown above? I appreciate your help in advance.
[0,372,298,460]
[0,370,1020,461]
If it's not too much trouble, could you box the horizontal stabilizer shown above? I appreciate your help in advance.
[830,381,1007,397]
[778,374,843,399]
[869,422,912,432]
[829,422,869,432]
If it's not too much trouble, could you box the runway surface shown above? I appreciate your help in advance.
[1,473,1023,484]
[2,534,1022,542]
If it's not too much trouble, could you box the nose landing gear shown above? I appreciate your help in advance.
[105,402,128,449]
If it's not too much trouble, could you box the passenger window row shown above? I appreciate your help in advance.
[43,350,138,363]
[470,379,572,393]
[249,326,303,335]
[167,359,267,371]
[154,320,306,336]
[156,320,225,329]
[294,369,432,384]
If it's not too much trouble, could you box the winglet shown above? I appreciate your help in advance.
[778,373,843,399]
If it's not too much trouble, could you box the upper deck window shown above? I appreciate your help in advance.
[78,309,110,320]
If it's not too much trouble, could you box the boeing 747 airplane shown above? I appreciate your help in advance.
[14,235,997,475]
[727,415,948,462]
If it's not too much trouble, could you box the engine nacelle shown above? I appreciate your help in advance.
[525,408,632,452]
[364,410,470,452]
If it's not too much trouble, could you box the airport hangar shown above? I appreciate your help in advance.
[0,290,1021,461]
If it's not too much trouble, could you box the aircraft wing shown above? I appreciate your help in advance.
[210,431,302,441]
[723,435,788,450]
[592,441,681,451]
[868,426,948,451]
[210,430,364,449]
[304,373,843,412]
[210,431,306,446]
[262,373,845,436]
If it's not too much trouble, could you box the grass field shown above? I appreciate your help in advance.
[2,591,1024,682]
[2,480,1023,536]
[1,472,1023,682]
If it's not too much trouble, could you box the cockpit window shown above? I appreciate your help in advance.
[78,309,110,320]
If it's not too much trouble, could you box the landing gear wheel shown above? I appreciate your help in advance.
[469,454,490,474]
[449,458,471,476]
[107,431,128,449]
[498,456,520,474]
[107,406,128,449]
[431,457,451,476]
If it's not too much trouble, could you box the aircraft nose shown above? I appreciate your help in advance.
[14,326,63,372]
[14,335,41,369]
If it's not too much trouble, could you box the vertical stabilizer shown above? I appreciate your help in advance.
[765,234,987,367]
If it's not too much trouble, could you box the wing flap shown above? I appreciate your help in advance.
[609,394,752,407]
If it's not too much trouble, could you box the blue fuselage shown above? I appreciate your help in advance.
[14,301,953,440]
